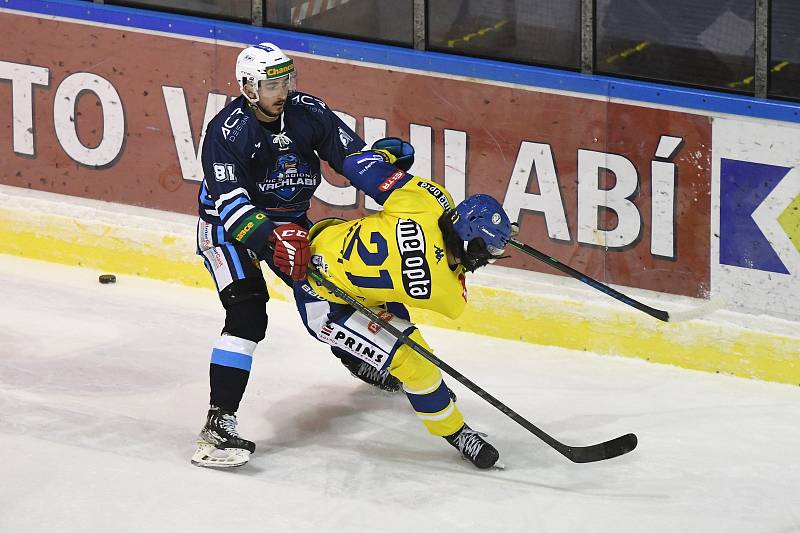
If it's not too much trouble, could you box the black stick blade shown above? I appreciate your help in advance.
[561,433,638,463]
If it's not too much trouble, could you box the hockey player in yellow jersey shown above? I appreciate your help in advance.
[293,138,512,469]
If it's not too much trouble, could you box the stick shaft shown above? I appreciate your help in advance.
[308,268,636,463]
[509,239,670,321]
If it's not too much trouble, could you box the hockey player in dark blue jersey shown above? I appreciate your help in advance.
[192,42,408,468]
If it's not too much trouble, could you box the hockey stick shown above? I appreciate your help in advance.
[508,239,724,322]
[308,267,637,464]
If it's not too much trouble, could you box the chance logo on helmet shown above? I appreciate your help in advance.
[235,42,297,103]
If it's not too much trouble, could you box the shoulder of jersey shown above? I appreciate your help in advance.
[207,96,257,148]
[286,91,329,116]
[402,177,456,213]
[209,95,245,127]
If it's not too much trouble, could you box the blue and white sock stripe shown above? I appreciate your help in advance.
[403,377,443,396]
[210,335,257,371]
[404,379,452,415]
[414,402,456,422]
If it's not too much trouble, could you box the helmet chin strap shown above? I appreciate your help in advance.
[241,79,260,104]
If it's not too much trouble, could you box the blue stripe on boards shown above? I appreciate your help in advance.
[405,380,451,414]
[6,0,799,124]
[211,348,252,371]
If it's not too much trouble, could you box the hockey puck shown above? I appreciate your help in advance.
[98,274,117,284]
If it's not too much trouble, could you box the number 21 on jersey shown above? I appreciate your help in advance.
[341,225,393,289]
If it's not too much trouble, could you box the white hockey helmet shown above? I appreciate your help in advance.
[235,42,296,103]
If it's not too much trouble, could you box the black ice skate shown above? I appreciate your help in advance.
[191,407,256,468]
[339,357,402,393]
[444,424,502,469]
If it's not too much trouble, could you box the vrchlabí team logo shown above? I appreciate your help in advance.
[260,153,317,201]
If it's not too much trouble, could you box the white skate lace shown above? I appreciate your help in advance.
[219,413,240,438]
[453,428,487,460]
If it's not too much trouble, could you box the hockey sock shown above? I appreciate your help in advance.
[404,377,464,436]
[208,335,257,412]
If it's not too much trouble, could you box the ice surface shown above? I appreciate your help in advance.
[0,255,798,533]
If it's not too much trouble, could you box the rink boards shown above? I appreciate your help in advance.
[2,184,797,386]
[0,0,798,384]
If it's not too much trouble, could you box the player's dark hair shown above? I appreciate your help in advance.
[438,209,496,272]
[439,208,458,254]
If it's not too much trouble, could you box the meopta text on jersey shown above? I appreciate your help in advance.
[304,150,469,320]
[292,151,469,440]
[197,92,364,259]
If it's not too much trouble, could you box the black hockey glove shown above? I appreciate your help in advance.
[371,137,415,172]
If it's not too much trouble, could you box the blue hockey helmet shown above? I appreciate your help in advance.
[446,194,511,271]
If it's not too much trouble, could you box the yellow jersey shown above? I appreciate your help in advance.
[308,176,468,320]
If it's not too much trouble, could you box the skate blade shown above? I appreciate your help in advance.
[191,441,251,468]
[459,455,506,470]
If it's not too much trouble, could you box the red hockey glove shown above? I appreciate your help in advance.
[268,223,310,281]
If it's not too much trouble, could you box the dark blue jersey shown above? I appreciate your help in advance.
[197,92,364,258]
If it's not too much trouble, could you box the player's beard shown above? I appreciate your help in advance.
[258,99,285,119]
